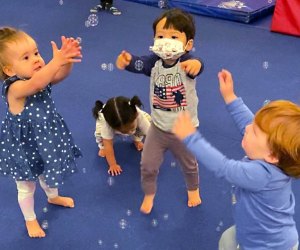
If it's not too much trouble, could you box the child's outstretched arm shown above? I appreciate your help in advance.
[116,50,132,70]
[52,36,82,84]
[218,69,237,104]
[219,69,254,135]
[102,139,122,176]
[172,111,196,140]
[9,36,82,99]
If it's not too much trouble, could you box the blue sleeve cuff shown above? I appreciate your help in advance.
[226,97,243,112]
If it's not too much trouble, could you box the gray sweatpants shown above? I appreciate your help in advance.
[141,124,199,194]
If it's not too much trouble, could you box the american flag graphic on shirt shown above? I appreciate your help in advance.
[153,83,186,111]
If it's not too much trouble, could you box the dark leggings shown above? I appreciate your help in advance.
[141,124,199,194]
[101,0,113,6]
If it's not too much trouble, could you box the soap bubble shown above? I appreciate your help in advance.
[151,219,158,227]
[107,63,114,72]
[101,63,107,70]
[263,99,271,106]
[126,209,132,216]
[119,219,128,229]
[87,14,99,27]
[41,220,48,229]
[158,0,167,8]
[107,177,115,186]
[262,61,269,69]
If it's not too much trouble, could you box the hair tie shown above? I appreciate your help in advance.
[99,103,106,113]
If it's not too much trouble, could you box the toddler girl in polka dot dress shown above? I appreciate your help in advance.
[0,27,82,238]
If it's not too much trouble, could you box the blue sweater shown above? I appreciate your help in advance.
[184,98,298,250]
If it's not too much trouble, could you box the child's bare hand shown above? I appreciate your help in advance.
[51,36,82,66]
[180,59,201,77]
[116,50,132,70]
[134,141,144,151]
[108,164,122,176]
[218,69,237,104]
[172,111,196,140]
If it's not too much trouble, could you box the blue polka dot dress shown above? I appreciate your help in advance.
[0,76,82,188]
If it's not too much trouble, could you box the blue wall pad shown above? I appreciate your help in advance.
[123,0,276,23]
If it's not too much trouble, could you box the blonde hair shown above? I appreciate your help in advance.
[255,100,300,178]
[0,27,29,80]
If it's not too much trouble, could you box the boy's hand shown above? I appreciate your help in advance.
[180,59,201,77]
[218,69,237,104]
[116,50,132,70]
[51,36,82,66]
[172,111,196,140]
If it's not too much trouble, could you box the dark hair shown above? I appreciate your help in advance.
[92,96,143,130]
[152,8,196,41]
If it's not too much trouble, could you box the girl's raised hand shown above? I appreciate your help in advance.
[51,36,82,66]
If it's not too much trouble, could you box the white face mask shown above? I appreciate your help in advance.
[149,38,186,60]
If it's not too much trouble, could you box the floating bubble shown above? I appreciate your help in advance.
[219,221,223,227]
[88,14,99,27]
[59,0,63,5]
[82,167,87,174]
[119,219,128,229]
[151,219,158,227]
[114,243,119,249]
[170,161,176,167]
[191,47,196,52]
[107,63,114,72]
[98,239,103,246]
[216,226,221,232]
[85,20,91,28]
[107,177,115,186]
[126,209,132,216]
[263,99,271,106]
[134,60,144,71]
[262,61,269,69]
[158,0,167,8]
[42,207,48,213]
[41,220,48,229]
[101,63,107,71]
[163,213,169,220]
[268,0,272,3]
[76,37,82,44]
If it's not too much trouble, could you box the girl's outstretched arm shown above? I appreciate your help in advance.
[9,36,82,100]
[52,36,82,84]
[102,139,122,176]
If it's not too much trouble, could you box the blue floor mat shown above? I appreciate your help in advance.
[124,0,276,23]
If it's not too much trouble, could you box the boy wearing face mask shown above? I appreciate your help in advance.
[116,8,204,214]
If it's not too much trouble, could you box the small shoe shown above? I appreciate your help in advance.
[109,6,121,15]
[90,4,102,13]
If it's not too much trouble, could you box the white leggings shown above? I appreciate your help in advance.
[16,175,58,221]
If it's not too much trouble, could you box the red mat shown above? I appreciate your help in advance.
[271,0,300,37]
